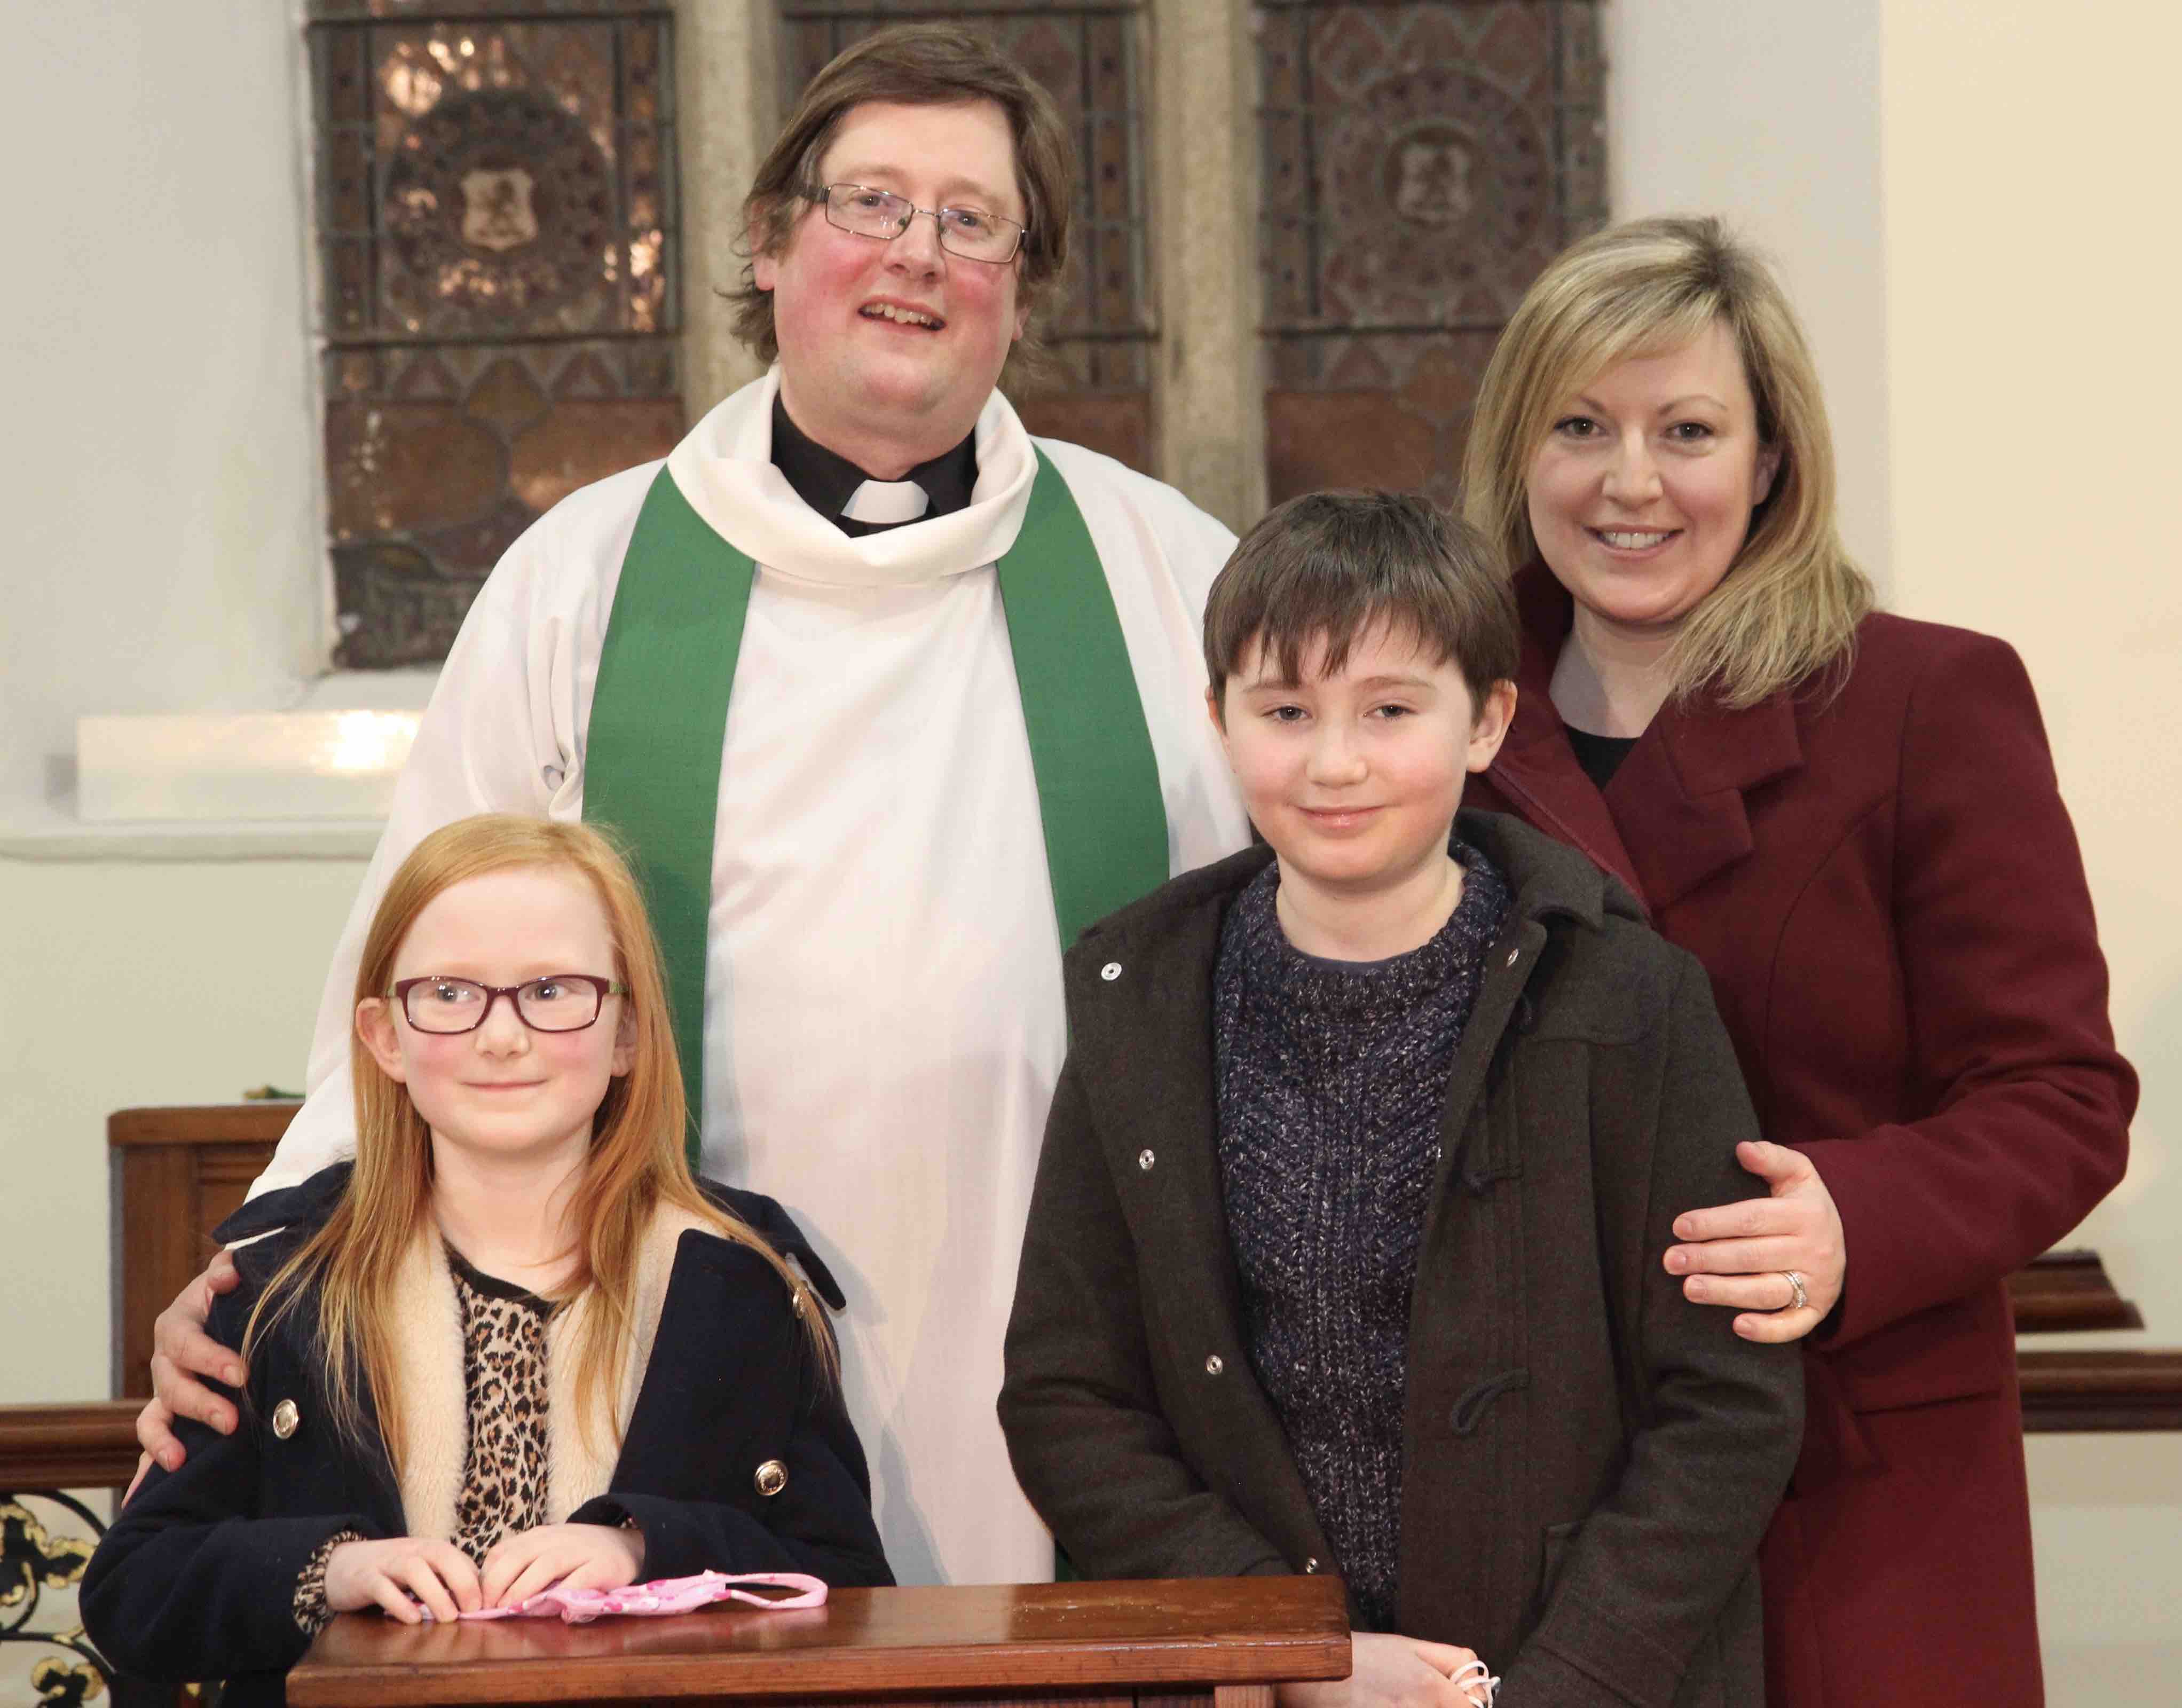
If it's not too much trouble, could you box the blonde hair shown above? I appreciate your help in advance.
[1461,216,1874,707]
[244,815,833,1476]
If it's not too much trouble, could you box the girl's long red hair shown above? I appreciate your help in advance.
[243,814,832,1475]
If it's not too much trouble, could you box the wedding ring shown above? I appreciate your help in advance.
[1780,1270,1809,1312]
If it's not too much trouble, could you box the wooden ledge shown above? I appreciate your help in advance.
[2009,1248,2144,1333]
[2019,1350,2182,1432]
[292,1577,1352,1706]
[108,1101,302,1146]
[0,1400,144,1490]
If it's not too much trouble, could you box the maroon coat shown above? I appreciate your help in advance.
[1467,566,2134,1708]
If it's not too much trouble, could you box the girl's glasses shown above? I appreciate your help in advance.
[389,974,626,1034]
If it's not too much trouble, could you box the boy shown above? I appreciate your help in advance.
[999,492,1801,1707]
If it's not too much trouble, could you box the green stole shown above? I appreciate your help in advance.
[584,451,1171,1163]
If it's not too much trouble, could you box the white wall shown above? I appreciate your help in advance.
[1881,2,2182,1695]
[1881,0,2181,1335]
[1604,0,1892,589]
[0,2,322,815]
[0,1,345,1400]
[0,858,363,1404]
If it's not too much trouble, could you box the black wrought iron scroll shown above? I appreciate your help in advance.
[1,1490,112,1704]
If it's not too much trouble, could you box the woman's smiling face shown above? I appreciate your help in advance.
[1523,319,1781,635]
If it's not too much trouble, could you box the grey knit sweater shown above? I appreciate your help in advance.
[1211,843,1510,1630]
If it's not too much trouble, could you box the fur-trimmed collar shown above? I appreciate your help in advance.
[389,1203,714,1537]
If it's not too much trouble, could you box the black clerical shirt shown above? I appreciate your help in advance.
[769,397,979,538]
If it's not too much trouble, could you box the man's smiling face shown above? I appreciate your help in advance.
[755,99,1029,477]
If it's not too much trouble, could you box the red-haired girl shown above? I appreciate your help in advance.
[84,815,890,1702]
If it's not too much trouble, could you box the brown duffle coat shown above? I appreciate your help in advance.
[1001,811,1803,1708]
[1466,566,2137,1707]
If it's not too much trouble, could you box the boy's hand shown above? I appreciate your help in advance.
[1278,1632,1492,1708]
[1664,1139,1846,1343]
[325,1536,483,1624]
[479,1522,646,1610]
[137,1251,248,1479]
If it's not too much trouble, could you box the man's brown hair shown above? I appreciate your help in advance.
[729,23,1074,394]
[1204,490,1518,717]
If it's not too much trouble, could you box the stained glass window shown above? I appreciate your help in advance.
[305,1,682,667]
[1257,1,1606,506]
[779,1,1155,473]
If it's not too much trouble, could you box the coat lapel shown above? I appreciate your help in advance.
[544,1207,704,1521]
[1489,565,1805,915]
[388,1234,465,1541]
[1612,691,1804,913]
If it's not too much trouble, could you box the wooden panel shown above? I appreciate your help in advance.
[289,1578,1351,1707]
[1015,392,1153,481]
[2008,1248,2144,1334]
[114,1144,208,1400]
[0,1401,143,1489]
[108,1103,296,1399]
[2019,1350,2182,1432]
[1264,390,1438,504]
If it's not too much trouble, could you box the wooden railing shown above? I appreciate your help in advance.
[2008,1247,2182,1432]
[0,1402,141,1490]
[2008,1247,2144,1333]
[0,1402,157,1706]
[2018,1350,2182,1432]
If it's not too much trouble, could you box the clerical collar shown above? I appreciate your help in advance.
[769,397,978,536]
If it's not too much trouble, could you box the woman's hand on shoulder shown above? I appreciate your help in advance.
[479,1521,645,1610]
[1278,1632,1494,1708]
[324,1536,483,1624]
[1664,1139,1847,1343]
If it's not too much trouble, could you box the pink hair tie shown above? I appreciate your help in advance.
[460,1570,829,1624]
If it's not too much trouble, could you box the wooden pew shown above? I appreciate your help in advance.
[288,1576,1350,1708]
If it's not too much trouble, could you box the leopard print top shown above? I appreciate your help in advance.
[289,1246,552,1631]
[446,1246,553,1565]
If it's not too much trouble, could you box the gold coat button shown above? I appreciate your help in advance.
[753,1458,789,1498]
[271,1398,300,1440]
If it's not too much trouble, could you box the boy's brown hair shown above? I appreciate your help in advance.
[1204,490,1519,717]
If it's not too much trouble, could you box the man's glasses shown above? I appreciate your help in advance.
[812,183,1028,264]
[389,975,626,1035]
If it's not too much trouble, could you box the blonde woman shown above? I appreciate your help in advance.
[84,816,890,1704]
[1461,216,2133,1706]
